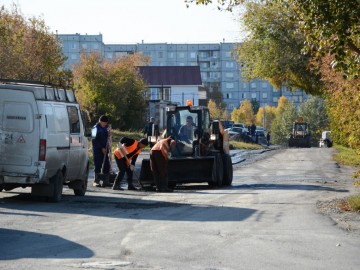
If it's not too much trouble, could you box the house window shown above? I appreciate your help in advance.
[262,93,268,98]
[81,43,87,49]
[226,93,232,99]
[226,83,234,89]
[242,93,247,99]
[251,93,257,99]
[158,52,164,58]
[93,43,99,49]
[225,51,231,58]
[168,52,175,58]
[200,62,209,68]
[178,52,185,58]
[251,82,256,88]
[190,52,196,58]
[273,97,278,103]
[149,87,171,101]
[70,53,78,60]
[71,43,77,50]
[106,52,113,59]
[262,82,268,88]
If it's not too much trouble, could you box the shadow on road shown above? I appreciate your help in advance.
[0,191,257,222]
[0,228,94,260]
[231,183,349,192]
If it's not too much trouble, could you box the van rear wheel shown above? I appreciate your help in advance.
[73,170,88,196]
[49,170,63,202]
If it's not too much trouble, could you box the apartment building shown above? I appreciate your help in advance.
[58,33,307,112]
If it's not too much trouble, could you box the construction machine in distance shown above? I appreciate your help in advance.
[139,100,233,188]
[288,117,311,148]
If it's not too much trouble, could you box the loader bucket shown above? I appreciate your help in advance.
[139,156,216,187]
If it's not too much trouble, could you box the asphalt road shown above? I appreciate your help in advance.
[0,147,359,270]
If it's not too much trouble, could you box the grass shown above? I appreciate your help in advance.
[333,144,360,212]
[229,140,264,150]
[333,145,360,167]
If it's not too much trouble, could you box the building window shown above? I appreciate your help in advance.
[226,61,234,68]
[226,83,234,89]
[93,43,99,49]
[251,82,257,88]
[212,51,219,58]
[210,72,220,79]
[70,53,78,60]
[251,93,257,99]
[81,43,87,49]
[200,51,209,58]
[115,52,127,58]
[168,52,175,58]
[262,82,268,88]
[243,83,247,89]
[201,72,207,79]
[225,72,233,78]
[71,43,77,49]
[190,52,196,58]
[273,97,278,103]
[262,93,268,98]
[158,51,164,58]
[226,93,232,99]
[200,62,209,68]
[106,52,113,59]
[178,52,185,58]
[225,51,231,58]
[242,93,247,99]
[179,62,185,66]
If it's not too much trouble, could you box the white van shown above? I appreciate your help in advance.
[0,80,89,202]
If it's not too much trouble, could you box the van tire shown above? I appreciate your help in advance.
[74,170,88,196]
[49,170,63,202]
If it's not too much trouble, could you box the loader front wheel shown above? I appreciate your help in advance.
[222,154,233,186]
[209,153,223,187]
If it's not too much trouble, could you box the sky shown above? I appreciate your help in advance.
[2,0,244,44]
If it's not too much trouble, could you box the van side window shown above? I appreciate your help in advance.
[67,106,80,134]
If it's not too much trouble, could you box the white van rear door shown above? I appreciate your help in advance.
[0,90,40,175]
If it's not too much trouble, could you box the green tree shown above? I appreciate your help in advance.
[0,4,66,81]
[234,1,322,95]
[256,105,276,131]
[298,96,330,145]
[73,52,149,130]
[208,99,228,120]
[230,99,254,125]
[270,98,297,144]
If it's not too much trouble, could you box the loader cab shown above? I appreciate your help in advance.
[165,105,211,157]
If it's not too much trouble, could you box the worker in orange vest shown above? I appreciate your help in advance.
[150,136,176,192]
[112,137,148,191]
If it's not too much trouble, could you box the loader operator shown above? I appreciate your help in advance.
[112,137,148,191]
[150,137,176,192]
[178,115,196,142]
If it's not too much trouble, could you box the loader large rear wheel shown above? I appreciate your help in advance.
[222,154,233,186]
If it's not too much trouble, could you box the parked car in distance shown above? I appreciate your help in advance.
[256,126,265,137]
[228,127,246,136]
[319,131,332,147]
[221,120,234,129]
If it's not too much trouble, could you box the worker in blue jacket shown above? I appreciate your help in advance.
[91,115,110,187]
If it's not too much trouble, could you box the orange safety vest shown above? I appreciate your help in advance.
[151,139,171,160]
[114,140,141,164]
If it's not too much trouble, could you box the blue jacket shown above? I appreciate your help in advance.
[91,123,108,150]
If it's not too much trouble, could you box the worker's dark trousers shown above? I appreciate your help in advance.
[93,148,110,174]
[150,150,168,191]
[113,155,133,187]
